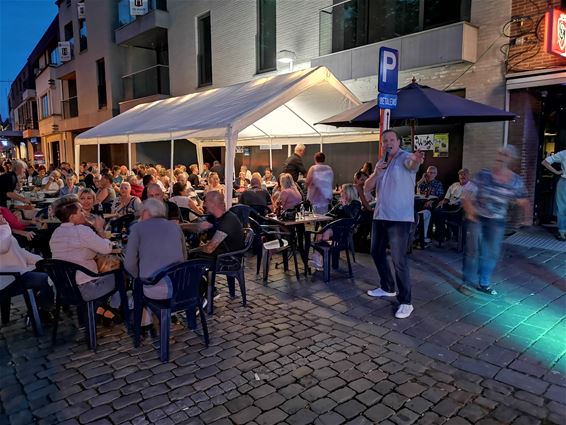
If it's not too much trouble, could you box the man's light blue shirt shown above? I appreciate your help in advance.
[372,150,417,222]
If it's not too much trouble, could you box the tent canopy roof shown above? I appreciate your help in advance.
[76,67,374,146]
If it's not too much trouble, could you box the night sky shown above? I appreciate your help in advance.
[0,0,58,122]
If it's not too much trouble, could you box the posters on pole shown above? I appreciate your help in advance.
[413,133,449,157]
[433,133,449,157]
[77,3,86,19]
[58,42,71,62]
[130,0,148,16]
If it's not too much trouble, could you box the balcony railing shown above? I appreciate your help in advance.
[122,64,170,101]
[118,0,167,27]
[319,0,471,56]
[62,97,79,119]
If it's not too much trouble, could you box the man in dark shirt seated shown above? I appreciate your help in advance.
[146,183,180,222]
[188,164,201,188]
[198,191,244,255]
[239,175,272,214]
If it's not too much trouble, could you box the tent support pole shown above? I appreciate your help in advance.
[284,105,322,146]
[170,138,174,180]
[196,141,204,172]
[74,143,80,174]
[97,140,100,172]
[224,126,238,208]
[127,135,132,171]
[269,138,273,170]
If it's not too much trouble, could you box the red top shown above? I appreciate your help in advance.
[130,183,144,198]
[0,207,26,231]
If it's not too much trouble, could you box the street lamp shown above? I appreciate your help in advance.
[277,50,296,72]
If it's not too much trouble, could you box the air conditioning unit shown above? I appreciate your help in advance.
[51,124,59,131]
[48,79,56,87]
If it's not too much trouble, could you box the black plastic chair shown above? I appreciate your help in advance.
[0,272,44,337]
[249,218,299,282]
[132,260,211,362]
[36,259,128,351]
[437,208,464,252]
[305,218,355,283]
[206,228,254,315]
[109,213,136,233]
[179,207,205,223]
[230,204,252,227]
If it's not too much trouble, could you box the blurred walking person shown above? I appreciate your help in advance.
[462,145,530,295]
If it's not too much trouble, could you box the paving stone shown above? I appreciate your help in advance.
[255,408,288,425]
[254,392,286,411]
[458,404,488,422]
[315,411,346,425]
[199,405,230,423]
[279,383,305,399]
[78,405,114,424]
[335,399,366,419]
[356,389,382,406]
[329,387,356,404]
[249,384,276,400]
[495,369,549,395]
[320,377,347,392]
[405,396,432,414]
[286,408,319,425]
[109,404,144,424]
[432,398,463,417]
[279,396,308,414]
[310,397,338,414]
[364,403,395,422]
[225,395,254,413]
[397,382,426,398]
[231,406,262,424]
[389,408,420,425]
[382,393,407,410]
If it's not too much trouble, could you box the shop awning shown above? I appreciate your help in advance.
[75,66,377,205]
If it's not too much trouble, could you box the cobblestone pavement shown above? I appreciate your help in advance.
[1,242,565,425]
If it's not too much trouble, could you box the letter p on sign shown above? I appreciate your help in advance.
[378,47,399,95]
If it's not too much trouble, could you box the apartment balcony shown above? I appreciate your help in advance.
[38,115,62,137]
[22,128,39,139]
[115,0,169,48]
[122,64,170,103]
[313,21,478,81]
[22,89,36,101]
[62,97,79,120]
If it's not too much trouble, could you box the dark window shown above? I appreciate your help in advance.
[197,12,212,87]
[329,0,470,54]
[79,19,88,51]
[64,21,74,56]
[63,79,78,119]
[257,0,276,73]
[96,59,107,108]
[49,46,60,65]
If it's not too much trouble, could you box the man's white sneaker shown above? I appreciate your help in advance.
[367,288,397,297]
[395,304,414,319]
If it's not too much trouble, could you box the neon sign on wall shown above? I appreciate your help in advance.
[545,8,566,58]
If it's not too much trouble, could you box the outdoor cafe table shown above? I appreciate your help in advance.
[266,213,333,275]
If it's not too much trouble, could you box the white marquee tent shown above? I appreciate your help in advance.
[75,66,378,206]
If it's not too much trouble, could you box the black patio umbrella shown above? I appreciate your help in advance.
[316,81,516,128]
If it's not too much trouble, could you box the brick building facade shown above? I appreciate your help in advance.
[506,0,566,225]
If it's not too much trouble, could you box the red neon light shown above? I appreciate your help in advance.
[545,8,566,58]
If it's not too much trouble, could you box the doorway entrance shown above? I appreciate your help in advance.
[50,141,61,167]
[534,85,566,227]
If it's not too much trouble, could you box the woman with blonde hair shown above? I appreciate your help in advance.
[204,172,225,197]
[274,173,302,215]
[78,188,105,236]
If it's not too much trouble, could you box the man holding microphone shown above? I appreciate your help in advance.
[364,130,424,319]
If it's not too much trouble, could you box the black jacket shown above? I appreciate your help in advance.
[282,153,307,181]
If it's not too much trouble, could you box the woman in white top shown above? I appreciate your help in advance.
[169,182,203,214]
[0,214,54,314]
[49,195,118,308]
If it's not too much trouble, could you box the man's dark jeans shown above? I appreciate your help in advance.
[370,220,412,305]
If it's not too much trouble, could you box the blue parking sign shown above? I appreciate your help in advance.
[378,47,399,95]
